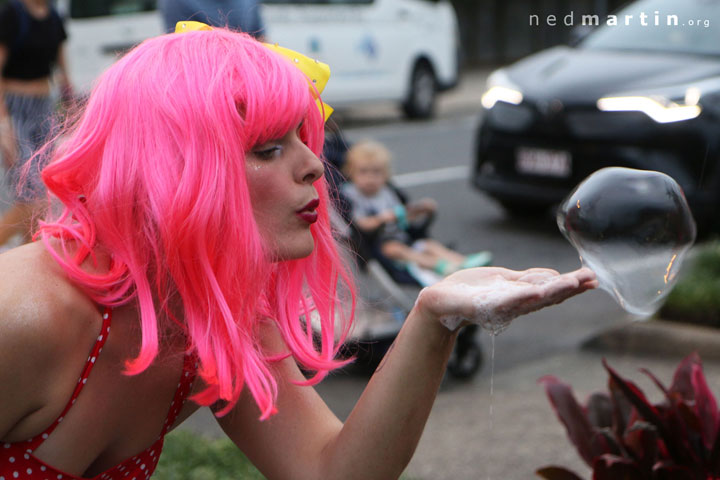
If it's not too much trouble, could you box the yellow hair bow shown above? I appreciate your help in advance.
[175,21,333,121]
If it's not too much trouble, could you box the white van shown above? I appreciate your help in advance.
[55,0,459,118]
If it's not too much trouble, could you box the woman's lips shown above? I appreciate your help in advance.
[297,198,320,224]
[297,211,318,223]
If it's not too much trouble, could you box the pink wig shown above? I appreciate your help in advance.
[38,28,355,419]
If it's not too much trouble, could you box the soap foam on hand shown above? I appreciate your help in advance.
[433,271,576,333]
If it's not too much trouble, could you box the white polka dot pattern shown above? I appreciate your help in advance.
[1,308,197,480]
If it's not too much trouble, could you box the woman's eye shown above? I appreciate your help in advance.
[253,145,283,160]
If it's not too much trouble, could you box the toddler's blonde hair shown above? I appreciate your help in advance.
[344,139,393,180]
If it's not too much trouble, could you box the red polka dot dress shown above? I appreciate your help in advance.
[1,308,197,480]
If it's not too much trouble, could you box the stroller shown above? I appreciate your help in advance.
[324,130,484,379]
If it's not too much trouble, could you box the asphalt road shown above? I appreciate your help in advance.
[337,112,627,378]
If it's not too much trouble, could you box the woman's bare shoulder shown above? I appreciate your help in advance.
[0,242,99,438]
[0,241,97,320]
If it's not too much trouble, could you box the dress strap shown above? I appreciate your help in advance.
[22,307,113,452]
[160,351,197,436]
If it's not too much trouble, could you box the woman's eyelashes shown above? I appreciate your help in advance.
[251,123,306,160]
[252,144,283,160]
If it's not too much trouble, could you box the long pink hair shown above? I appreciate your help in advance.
[38,28,355,419]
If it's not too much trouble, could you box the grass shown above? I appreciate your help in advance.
[154,430,265,480]
[154,429,419,479]
[660,240,720,327]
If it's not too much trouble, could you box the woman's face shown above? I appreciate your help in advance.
[245,122,325,261]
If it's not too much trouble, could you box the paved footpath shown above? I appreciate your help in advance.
[405,321,720,479]
[179,318,720,479]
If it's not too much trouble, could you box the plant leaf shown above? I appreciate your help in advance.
[623,421,658,473]
[652,462,699,480]
[608,380,633,439]
[539,375,609,466]
[671,402,705,457]
[586,392,613,429]
[709,422,720,474]
[669,353,701,403]
[603,359,663,427]
[535,466,585,480]
[639,367,670,402]
[594,427,624,457]
[691,362,719,451]
[591,454,643,480]
[603,359,698,466]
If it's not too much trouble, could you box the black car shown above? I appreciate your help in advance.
[472,0,720,230]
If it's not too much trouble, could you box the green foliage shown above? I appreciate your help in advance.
[153,430,265,480]
[661,241,720,327]
[154,429,420,479]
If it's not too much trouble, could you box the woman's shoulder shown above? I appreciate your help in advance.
[0,242,100,438]
[0,241,95,311]
[0,242,99,378]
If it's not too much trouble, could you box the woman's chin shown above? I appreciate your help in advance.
[271,237,315,262]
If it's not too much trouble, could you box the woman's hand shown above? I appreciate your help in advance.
[415,267,598,332]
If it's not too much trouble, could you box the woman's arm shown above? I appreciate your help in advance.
[55,44,73,102]
[216,305,456,480]
[216,267,596,479]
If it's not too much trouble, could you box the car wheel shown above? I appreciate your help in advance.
[403,61,436,119]
[498,199,552,218]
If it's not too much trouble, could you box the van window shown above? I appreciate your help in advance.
[70,0,157,19]
[262,0,372,4]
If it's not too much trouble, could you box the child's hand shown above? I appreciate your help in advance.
[415,267,597,332]
[407,198,437,218]
[379,209,396,224]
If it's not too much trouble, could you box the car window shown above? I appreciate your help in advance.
[580,0,720,56]
[70,0,157,18]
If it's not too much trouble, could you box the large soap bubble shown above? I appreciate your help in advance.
[557,167,696,317]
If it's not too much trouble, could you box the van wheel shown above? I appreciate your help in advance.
[403,61,436,119]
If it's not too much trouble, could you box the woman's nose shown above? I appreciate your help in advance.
[298,144,325,184]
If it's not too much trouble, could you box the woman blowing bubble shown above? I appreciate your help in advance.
[0,24,596,479]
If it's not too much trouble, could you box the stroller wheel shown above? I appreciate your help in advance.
[447,325,483,379]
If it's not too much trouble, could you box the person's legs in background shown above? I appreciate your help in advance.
[0,93,54,247]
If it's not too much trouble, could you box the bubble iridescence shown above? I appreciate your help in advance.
[557,167,696,317]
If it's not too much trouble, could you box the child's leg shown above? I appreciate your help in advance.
[381,240,419,263]
[381,240,461,275]
[420,240,466,265]
[381,240,446,270]
[419,240,493,273]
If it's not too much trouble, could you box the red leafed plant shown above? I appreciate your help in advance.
[536,353,720,480]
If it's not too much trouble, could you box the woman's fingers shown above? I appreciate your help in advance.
[426,266,597,331]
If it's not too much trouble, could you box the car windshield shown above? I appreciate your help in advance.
[580,0,720,56]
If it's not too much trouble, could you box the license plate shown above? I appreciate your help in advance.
[515,147,571,178]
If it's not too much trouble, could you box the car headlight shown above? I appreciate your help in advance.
[481,70,523,109]
[597,95,701,123]
[595,79,720,123]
